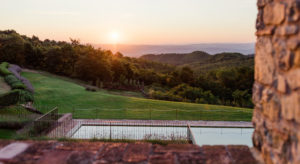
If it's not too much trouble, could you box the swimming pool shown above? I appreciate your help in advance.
[71,125,253,146]
[191,127,253,146]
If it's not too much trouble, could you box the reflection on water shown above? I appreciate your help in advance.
[71,125,253,146]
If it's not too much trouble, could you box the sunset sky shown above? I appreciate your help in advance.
[0,0,257,45]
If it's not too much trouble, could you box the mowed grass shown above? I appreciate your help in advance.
[0,129,16,139]
[22,72,253,121]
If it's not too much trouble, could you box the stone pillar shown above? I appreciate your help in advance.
[253,0,300,163]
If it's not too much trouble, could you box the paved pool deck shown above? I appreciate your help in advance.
[74,119,253,128]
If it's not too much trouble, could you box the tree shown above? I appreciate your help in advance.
[180,66,194,84]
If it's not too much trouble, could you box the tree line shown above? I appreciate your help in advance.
[0,30,254,108]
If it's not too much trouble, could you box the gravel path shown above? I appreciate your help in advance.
[8,65,34,93]
[0,77,10,94]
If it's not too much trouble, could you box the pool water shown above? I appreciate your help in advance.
[191,127,253,146]
[72,125,187,140]
[71,125,253,146]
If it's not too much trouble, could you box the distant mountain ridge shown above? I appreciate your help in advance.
[140,51,254,74]
[95,43,255,57]
[141,51,211,65]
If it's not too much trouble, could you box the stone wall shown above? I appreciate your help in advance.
[253,0,300,163]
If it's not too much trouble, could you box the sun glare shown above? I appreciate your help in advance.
[110,31,120,44]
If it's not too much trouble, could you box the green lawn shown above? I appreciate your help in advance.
[22,72,253,121]
[0,129,16,139]
[0,106,40,122]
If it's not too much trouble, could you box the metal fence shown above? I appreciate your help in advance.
[47,119,191,142]
[0,105,41,130]
[32,107,59,136]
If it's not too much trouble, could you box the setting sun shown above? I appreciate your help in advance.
[109,31,120,44]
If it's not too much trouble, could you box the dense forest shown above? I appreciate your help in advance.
[0,30,254,108]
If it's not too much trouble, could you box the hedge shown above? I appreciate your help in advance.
[8,64,34,93]
[0,62,34,107]
[0,62,12,76]
[0,89,34,107]
[4,75,26,90]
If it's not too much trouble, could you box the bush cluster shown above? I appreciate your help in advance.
[0,62,12,76]
[4,75,26,90]
[0,62,34,107]
[148,84,219,104]
[0,89,33,106]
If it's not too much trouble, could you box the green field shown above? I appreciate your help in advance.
[22,72,253,121]
[0,129,16,139]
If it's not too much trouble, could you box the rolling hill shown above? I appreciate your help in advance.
[140,51,254,73]
[21,71,253,121]
[95,43,255,57]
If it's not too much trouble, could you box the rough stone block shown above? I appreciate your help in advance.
[277,74,288,93]
[256,26,275,36]
[202,146,231,164]
[122,143,151,163]
[96,143,127,163]
[0,143,29,160]
[278,50,294,71]
[289,1,300,22]
[276,25,298,36]
[263,2,286,25]
[66,151,94,164]
[287,37,300,50]
[153,144,201,153]
[176,152,206,164]
[255,37,275,84]
[227,145,257,164]
[281,92,300,121]
[294,49,300,67]
[286,69,300,90]
[37,150,71,164]
[257,0,271,8]
[149,152,175,164]
[252,82,264,105]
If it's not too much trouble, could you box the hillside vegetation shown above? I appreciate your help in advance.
[22,71,253,121]
[141,51,254,73]
[0,30,254,108]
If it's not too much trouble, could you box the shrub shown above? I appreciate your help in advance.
[19,90,34,102]
[0,62,12,76]
[4,75,26,90]
[0,89,34,107]
[149,90,183,102]
[0,90,20,106]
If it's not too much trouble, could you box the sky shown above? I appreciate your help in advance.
[0,0,257,45]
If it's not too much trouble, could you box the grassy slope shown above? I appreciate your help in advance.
[22,72,253,121]
[0,129,16,139]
